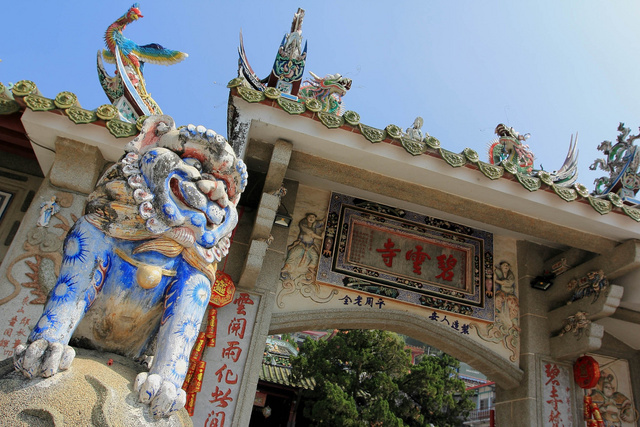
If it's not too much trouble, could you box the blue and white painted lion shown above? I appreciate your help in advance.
[14,115,247,418]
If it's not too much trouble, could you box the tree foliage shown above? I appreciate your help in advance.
[290,330,475,426]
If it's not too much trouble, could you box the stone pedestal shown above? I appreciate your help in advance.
[0,348,192,426]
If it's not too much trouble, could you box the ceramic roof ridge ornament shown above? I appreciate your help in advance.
[14,115,247,419]
[298,72,352,116]
[238,8,308,97]
[405,117,425,141]
[590,122,640,203]
[237,9,352,113]
[488,123,579,187]
[97,3,188,123]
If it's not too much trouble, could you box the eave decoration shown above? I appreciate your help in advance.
[590,122,640,206]
[0,81,141,139]
[237,8,352,116]
[229,77,640,221]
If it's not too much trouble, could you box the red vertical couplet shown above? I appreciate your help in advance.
[204,293,255,427]
[544,363,565,427]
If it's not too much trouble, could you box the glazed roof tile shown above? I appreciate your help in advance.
[259,363,315,390]
[0,80,143,139]
[3,78,638,222]
[228,77,640,223]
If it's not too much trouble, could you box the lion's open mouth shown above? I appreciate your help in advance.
[169,177,221,229]
[170,177,188,208]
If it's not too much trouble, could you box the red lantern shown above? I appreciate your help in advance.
[574,355,600,389]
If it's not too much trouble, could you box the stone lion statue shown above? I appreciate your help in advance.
[13,115,247,418]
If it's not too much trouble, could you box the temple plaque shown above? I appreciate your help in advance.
[318,193,494,321]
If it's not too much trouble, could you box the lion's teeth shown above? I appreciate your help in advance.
[128,175,145,189]
[212,247,222,262]
[134,189,153,203]
[139,201,155,219]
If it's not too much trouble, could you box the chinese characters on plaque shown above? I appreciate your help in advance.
[318,193,494,322]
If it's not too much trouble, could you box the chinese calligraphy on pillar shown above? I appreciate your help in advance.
[542,361,573,427]
[0,296,32,358]
[193,292,260,427]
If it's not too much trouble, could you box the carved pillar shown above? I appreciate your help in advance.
[495,241,564,425]
[193,141,295,426]
[0,137,105,359]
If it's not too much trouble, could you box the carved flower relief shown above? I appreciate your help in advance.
[538,171,554,186]
[54,91,78,109]
[226,77,245,88]
[264,87,281,99]
[574,183,590,198]
[305,98,323,112]
[23,95,55,112]
[502,161,518,175]
[425,135,441,149]
[66,107,97,124]
[607,192,623,207]
[463,148,479,163]
[96,104,118,121]
[1,98,22,115]
[106,119,138,138]
[12,80,37,97]
[343,110,360,126]
[385,124,403,140]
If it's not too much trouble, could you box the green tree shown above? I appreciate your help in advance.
[290,330,474,426]
[396,353,475,426]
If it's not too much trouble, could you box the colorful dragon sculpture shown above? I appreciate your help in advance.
[298,72,352,115]
[97,3,188,122]
[590,122,640,202]
[488,123,578,187]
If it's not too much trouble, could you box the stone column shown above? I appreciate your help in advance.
[0,137,105,359]
[189,140,295,426]
[495,241,555,425]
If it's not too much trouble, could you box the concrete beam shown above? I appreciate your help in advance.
[550,322,604,360]
[286,150,619,255]
[611,307,640,324]
[237,240,268,290]
[249,192,278,243]
[263,139,292,194]
[50,137,106,194]
[548,285,624,332]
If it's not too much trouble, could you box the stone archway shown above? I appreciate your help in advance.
[268,306,522,390]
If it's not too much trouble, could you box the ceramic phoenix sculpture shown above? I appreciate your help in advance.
[13,116,247,418]
[97,3,188,122]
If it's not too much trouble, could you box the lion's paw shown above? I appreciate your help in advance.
[13,339,76,378]
[134,372,187,418]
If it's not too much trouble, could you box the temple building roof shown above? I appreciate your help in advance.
[4,78,639,227]
[227,77,639,222]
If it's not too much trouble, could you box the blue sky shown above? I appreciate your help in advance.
[3,1,640,189]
